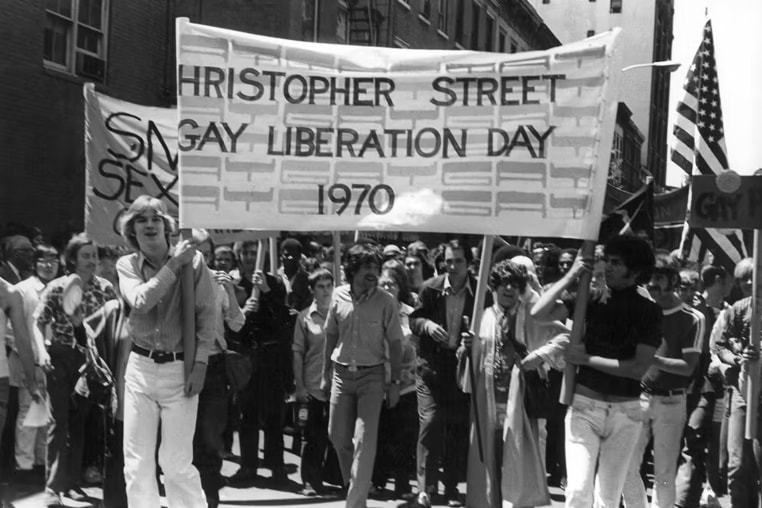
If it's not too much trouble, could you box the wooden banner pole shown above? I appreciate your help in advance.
[269,236,278,277]
[559,240,595,405]
[180,230,196,384]
[332,232,342,283]
[250,239,266,300]
[466,234,494,464]
[745,228,761,440]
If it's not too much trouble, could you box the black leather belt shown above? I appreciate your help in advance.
[643,386,687,397]
[335,362,383,372]
[132,344,184,364]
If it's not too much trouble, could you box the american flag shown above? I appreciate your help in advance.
[669,19,748,272]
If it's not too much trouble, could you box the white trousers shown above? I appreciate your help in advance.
[622,392,687,508]
[15,383,47,470]
[123,352,205,508]
[564,394,645,508]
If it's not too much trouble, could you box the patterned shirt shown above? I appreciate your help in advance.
[35,275,116,348]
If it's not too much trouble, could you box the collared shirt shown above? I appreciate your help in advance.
[444,276,472,348]
[7,262,20,282]
[12,276,47,360]
[293,301,328,401]
[117,250,216,364]
[211,271,245,355]
[35,274,116,348]
[325,285,403,371]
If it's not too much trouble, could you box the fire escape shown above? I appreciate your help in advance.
[347,0,390,46]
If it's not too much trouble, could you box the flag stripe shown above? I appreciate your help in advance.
[677,20,748,273]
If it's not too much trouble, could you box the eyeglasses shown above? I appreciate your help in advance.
[36,258,59,266]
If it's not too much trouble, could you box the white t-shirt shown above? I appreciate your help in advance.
[0,308,9,379]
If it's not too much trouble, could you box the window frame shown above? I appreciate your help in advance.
[43,0,110,81]
[437,0,449,33]
[484,12,495,51]
[470,1,480,50]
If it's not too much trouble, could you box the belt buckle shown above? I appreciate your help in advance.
[348,364,358,372]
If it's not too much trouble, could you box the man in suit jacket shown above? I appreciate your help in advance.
[409,239,491,508]
[0,235,34,284]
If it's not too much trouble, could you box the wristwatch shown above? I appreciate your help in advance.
[390,379,402,385]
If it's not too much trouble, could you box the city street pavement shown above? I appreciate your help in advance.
[9,432,731,507]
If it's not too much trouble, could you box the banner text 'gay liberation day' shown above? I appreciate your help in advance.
[176,19,623,239]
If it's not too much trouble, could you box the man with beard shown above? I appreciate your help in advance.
[321,242,402,508]
[622,253,704,508]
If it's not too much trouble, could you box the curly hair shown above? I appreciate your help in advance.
[488,259,529,293]
[343,242,382,283]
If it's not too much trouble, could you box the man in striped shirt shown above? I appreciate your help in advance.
[622,253,705,508]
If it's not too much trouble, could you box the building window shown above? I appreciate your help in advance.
[394,36,410,48]
[498,29,506,52]
[44,0,109,81]
[587,30,595,37]
[510,37,518,53]
[610,0,621,13]
[301,0,319,42]
[454,0,465,44]
[438,0,448,32]
[470,2,480,50]
[484,14,494,51]
[542,0,550,3]
[421,0,432,19]
[337,4,348,43]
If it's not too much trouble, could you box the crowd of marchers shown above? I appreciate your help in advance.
[0,197,760,508]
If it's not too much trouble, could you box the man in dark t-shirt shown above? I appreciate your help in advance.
[532,235,661,508]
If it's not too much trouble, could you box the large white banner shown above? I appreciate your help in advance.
[83,83,270,245]
[176,20,623,240]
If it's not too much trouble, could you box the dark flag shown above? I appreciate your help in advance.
[669,19,747,271]
[599,177,654,243]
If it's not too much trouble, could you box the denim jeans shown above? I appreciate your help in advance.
[564,394,644,508]
[674,392,716,507]
[45,344,92,493]
[123,352,205,508]
[193,353,228,504]
[622,392,686,508]
[328,363,385,508]
[726,385,762,508]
